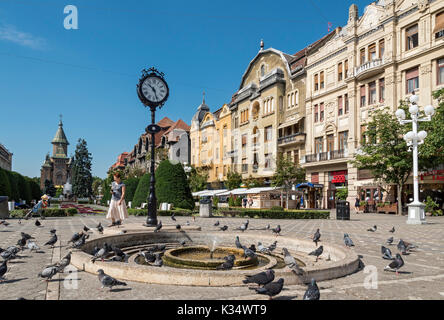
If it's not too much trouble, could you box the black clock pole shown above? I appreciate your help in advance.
[146,107,158,227]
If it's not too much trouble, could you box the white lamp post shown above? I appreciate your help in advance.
[395,92,435,224]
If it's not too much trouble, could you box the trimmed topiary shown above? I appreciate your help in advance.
[0,168,11,198]
[123,177,140,203]
[6,171,19,202]
[132,173,151,208]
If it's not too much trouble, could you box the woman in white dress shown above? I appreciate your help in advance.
[106,172,129,226]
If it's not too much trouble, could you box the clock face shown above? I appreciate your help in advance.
[140,76,168,104]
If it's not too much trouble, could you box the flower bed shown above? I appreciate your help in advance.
[218,208,330,219]
[9,208,78,218]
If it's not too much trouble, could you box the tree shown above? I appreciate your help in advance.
[155,160,194,210]
[26,177,41,200]
[225,170,242,190]
[243,175,266,188]
[6,171,19,201]
[12,172,32,204]
[44,179,56,197]
[272,154,305,209]
[0,168,11,198]
[92,177,103,198]
[188,166,208,192]
[71,138,93,198]
[351,105,411,215]
[132,173,151,208]
[123,176,140,203]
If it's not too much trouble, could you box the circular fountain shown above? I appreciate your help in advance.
[70,227,360,287]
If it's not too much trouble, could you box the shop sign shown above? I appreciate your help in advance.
[420,169,444,181]
[330,170,347,183]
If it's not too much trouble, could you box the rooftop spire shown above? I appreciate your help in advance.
[202,91,206,104]
[59,114,63,126]
[260,39,264,51]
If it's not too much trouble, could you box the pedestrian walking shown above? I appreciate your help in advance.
[24,195,49,220]
[106,172,129,227]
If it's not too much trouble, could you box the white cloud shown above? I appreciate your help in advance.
[0,24,46,49]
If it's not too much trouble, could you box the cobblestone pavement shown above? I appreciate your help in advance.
[1,212,443,300]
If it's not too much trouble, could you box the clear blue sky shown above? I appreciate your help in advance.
[0,0,370,179]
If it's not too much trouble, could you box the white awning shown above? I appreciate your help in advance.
[216,187,284,196]
[192,189,228,197]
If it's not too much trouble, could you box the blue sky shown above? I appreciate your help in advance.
[0,0,370,179]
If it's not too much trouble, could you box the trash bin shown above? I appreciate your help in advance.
[0,196,9,219]
[336,200,350,220]
[199,196,212,218]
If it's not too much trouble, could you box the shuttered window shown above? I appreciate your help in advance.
[406,67,419,93]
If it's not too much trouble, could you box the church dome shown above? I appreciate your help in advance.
[52,119,69,145]
[191,92,210,126]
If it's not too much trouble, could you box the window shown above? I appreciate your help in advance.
[338,62,343,81]
[320,71,324,89]
[314,104,319,122]
[360,48,366,65]
[438,58,444,85]
[361,125,367,144]
[242,134,247,148]
[315,137,323,154]
[379,78,385,102]
[241,109,249,123]
[368,43,376,61]
[287,94,291,108]
[360,85,366,107]
[344,60,349,79]
[265,126,273,142]
[234,117,239,128]
[215,167,218,177]
[314,74,319,91]
[344,93,349,114]
[434,12,444,39]
[265,153,272,169]
[338,131,348,151]
[223,125,227,137]
[242,158,248,173]
[320,102,324,121]
[338,96,343,116]
[293,150,299,165]
[261,65,265,77]
[406,24,418,50]
[369,81,377,105]
[379,39,385,59]
[279,95,283,111]
[406,67,419,93]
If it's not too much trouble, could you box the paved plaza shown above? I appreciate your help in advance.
[1,212,443,300]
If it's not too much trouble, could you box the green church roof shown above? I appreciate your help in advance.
[52,120,69,145]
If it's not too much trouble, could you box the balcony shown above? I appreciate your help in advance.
[352,58,384,80]
[302,149,348,164]
[277,133,306,146]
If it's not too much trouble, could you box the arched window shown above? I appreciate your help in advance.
[261,65,265,77]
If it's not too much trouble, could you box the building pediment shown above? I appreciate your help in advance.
[357,4,385,34]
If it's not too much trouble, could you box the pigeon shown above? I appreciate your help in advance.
[282,248,304,275]
[171,213,176,221]
[68,232,82,243]
[303,278,320,300]
[235,236,242,249]
[1,250,16,261]
[219,225,228,231]
[179,240,186,246]
[151,244,166,252]
[185,221,190,226]
[139,250,156,263]
[21,232,34,240]
[96,223,104,233]
[403,240,417,251]
[27,241,40,252]
[367,225,377,232]
[313,229,321,246]
[397,239,408,254]
[254,278,284,300]
[214,221,220,227]
[91,243,111,263]
[38,266,58,281]
[381,246,394,260]
[152,253,163,267]
[265,224,270,230]
[97,269,127,290]
[111,245,125,261]
[268,241,277,253]
[6,246,20,254]
[240,220,249,232]
[0,220,9,226]
[243,269,275,287]
[386,237,394,245]
[309,245,324,262]
[384,253,404,275]
[0,260,7,281]
[57,252,72,272]
[271,225,281,236]
[216,255,235,270]
[50,229,56,234]
[72,234,88,249]
[154,221,162,233]
[17,237,27,249]
[257,242,271,254]
[176,224,181,231]
[389,227,395,233]
[83,225,90,232]
[44,233,58,248]
[248,244,256,253]
[242,245,256,259]
[343,233,354,248]
[35,220,41,227]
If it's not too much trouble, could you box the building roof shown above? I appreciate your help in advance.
[52,120,69,145]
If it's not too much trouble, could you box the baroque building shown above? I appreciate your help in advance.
[40,119,72,189]
[0,143,12,171]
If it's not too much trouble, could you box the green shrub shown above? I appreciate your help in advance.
[123,177,140,203]
[219,208,330,219]
[213,196,219,208]
[228,196,236,207]
[8,208,78,218]
[336,188,348,201]
[132,173,151,208]
[6,171,19,202]
[155,160,194,210]
[235,197,242,207]
[12,172,32,204]
[0,168,11,198]
[359,201,366,206]
[425,196,441,216]
[271,206,284,211]
[127,208,192,217]
[9,209,26,218]
[27,178,41,200]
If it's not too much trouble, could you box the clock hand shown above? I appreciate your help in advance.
[148,85,159,101]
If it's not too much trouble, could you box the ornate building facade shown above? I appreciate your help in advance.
[0,143,12,171]
[40,119,72,189]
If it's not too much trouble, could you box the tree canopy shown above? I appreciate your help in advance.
[71,138,93,198]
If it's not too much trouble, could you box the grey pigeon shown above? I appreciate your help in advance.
[97,269,127,290]
[235,236,242,249]
[139,250,156,263]
[381,246,394,260]
[397,239,408,254]
[219,225,228,231]
[171,213,176,221]
[83,225,90,232]
[367,225,377,232]
[254,278,284,300]
[313,229,321,246]
[44,233,58,248]
[282,248,304,275]
[309,245,323,262]
[216,255,235,270]
[151,244,166,252]
[0,260,7,281]
[343,233,354,248]
[303,278,320,300]
[1,250,16,261]
[27,241,40,252]
[38,266,58,281]
[50,229,56,234]
[257,242,271,254]
[57,252,72,272]
[152,253,163,267]
[214,220,220,227]
[242,245,256,259]
[68,232,82,243]
[403,240,417,251]
[185,221,190,226]
[17,237,27,249]
[248,244,256,252]
[21,232,33,240]
[176,224,181,231]
[0,220,9,226]
[272,225,281,236]
[265,224,270,230]
[72,234,88,248]
[179,239,186,246]
[240,220,249,232]
[154,221,162,233]
[243,269,275,286]
[91,243,111,263]
[384,253,404,275]
[111,245,126,261]
[268,241,277,252]
[389,227,395,233]
[386,237,394,245]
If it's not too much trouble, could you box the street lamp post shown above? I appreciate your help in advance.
[395,92,435,224]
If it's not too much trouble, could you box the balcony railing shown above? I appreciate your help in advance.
[277,132,306,145]
[303,149,348,163]
[353,58,384,79]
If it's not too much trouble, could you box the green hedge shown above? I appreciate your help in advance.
[123,177,140,203]
[219,208,330,219]
[132,173,151,208]
[127,208,194,217]
[8,208,78,218]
